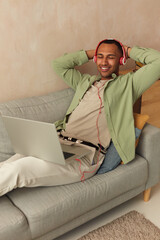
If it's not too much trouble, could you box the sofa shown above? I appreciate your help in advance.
[0,87,160,240]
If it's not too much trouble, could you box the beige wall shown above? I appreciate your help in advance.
[0,0,160,102]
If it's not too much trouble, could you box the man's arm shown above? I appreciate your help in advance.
[126,46,160,102]
[52,50,89,90]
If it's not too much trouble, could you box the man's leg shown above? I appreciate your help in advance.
[96,141,121,174]
[97,128,141,174]
[0,154,98,196]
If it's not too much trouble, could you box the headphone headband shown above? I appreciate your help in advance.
[93,38,126,65]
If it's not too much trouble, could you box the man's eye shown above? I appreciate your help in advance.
[108,56,115,59]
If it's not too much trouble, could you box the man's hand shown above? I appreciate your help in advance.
[85,50,95,60]
[124,45,132,59]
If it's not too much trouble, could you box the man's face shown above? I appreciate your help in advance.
[96,43,122,80]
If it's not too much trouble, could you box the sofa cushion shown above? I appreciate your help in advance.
[0,88,74,162]
[7,155,147,239]
[0,196,31,240]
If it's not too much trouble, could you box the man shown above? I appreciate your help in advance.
[53,39,160,170]
[54,39,129,177]
[0,39,160,196]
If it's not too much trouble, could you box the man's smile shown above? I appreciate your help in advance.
[100,66,110,71]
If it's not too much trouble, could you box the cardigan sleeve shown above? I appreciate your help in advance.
[52,50,89,90]
[130,46,160,102]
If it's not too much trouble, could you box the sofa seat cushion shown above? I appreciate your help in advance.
[0,196,31,240]
[7,155,148,239]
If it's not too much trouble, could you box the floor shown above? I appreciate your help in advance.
[56,80,160,240]
[56,182,160,240]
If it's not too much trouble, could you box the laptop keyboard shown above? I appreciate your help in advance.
[63,151,75,159]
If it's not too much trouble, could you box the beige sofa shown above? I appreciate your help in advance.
[0,88,160,240]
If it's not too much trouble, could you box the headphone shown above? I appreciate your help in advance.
[93,38,126,65]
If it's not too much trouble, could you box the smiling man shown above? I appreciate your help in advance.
[0,39,160,197]
[53,38,160,175]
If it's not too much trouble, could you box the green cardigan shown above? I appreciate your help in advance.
[52,46,160,164]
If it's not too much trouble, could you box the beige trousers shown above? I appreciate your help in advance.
[0,146,104,196]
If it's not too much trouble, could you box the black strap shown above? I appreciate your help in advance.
[59,134,104,151]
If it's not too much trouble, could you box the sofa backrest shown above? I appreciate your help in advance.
[0,88,74,162]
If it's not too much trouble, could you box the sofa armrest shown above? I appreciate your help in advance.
[136,123,160,189]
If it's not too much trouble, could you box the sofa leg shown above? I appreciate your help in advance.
[143,188,151,202]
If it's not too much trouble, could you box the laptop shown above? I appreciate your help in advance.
[2,116,91,165]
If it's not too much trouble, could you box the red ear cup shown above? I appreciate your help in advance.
[119,56,125,65]
[94,39,126,65]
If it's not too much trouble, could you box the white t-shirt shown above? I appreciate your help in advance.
[61,80,111,149]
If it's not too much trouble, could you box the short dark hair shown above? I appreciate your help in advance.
[98,39,123,56]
